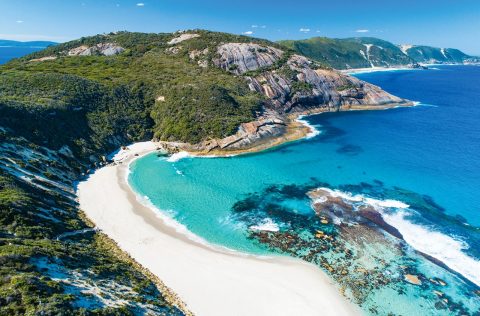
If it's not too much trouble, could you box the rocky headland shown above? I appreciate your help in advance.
[157,40,412,155]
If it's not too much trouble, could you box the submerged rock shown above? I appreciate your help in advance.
[405,274,422,285]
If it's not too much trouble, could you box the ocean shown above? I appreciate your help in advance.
[130,65,480,315]
[0,46,44,64]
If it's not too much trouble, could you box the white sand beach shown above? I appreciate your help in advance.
[77,142,359,316]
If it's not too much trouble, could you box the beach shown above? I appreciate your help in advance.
[77,142,360,316]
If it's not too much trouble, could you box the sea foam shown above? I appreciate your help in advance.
[167,151,190,162]
[382,210,480,287]
[297,115,321,139]
[319,187,480,286]
[250,218,280,232]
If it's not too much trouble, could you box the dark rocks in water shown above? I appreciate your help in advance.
[336,144,363,156]
[358,206,403,240]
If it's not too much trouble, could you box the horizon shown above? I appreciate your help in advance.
[1,0,480,55]
[2,31,479,56]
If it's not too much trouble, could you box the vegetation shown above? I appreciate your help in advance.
[279,36,412,69]
[0,30,274,314]
[1,30,269,150]
[404,46,470,63]
[0,169,183,315]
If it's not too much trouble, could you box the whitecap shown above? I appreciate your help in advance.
[297,115,321,139]
[317,186,480,286]
[250,218,280,232]
[166,151,190,162]
[382,210,480,287]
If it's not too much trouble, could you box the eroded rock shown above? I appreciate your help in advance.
[67,43,124,56]
[215,43,283,74]
[168,33,200,45]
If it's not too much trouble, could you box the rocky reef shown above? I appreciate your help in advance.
[229,181,480,315]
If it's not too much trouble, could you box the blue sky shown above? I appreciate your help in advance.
[1,0,479,54]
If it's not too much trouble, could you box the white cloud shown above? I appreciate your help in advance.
[260,25,266,29]
[136,3,145,6]
[316,30,321,33]
[243,31,254,35]
[299,28,310,33]
[16,20,24,24]
[251,25,258,28]
[355,29,369,33]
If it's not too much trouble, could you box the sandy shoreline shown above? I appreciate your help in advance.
[77,141,360,316]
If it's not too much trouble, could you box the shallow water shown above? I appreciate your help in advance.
[130,65,480,315]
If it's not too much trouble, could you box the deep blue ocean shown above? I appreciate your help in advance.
[0,46,44,64]
[130,65,480,315]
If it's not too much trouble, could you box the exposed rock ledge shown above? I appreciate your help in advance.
[168,33,200,45]
[67,43,125,56]
[158,42,413,155]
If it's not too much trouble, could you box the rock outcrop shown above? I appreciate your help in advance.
[67,43,125,56]
[214,43,283,74]
[173,42,411,153]
[29,56,57,62]
[168,33,200,45]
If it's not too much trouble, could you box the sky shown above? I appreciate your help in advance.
[1,0,479,55]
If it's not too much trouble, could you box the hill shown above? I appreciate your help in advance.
[279,37,414,69]
[400,44,478,64]
[279,37,477,69]
[0,30,408,314]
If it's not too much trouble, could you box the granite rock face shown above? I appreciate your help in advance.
[214,43,284,74]
[67,43,125,56]
[168,33,200,45]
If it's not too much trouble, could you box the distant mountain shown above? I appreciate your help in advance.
[400,45,478,64]
[278,37,413,69]
[0,39,57,48]
[279,37,478,70]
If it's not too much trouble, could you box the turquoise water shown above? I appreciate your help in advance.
[129,65,480,314]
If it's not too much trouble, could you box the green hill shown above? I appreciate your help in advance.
[401,45,475,64]
[279,36,477,69]
[279,36,413,69]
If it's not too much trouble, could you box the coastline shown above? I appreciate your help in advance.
[77,141,360,316]
[180,102,414,158]
[341,66,422,75]
[342,63,479,75]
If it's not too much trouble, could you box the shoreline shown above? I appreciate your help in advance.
[76,104,415,315]
[341,66,422,75]
[178,102,414,158]
[77,141,361,316]
[342,63,479,75]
